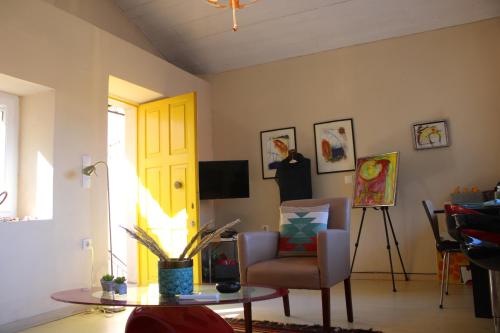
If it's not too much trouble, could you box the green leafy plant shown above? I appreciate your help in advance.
[101,274,114,282]
[114,276,126,284]
[121,219,240,261]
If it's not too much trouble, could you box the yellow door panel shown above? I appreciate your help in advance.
[145,109,161,157]
[169,103,188,155]
[137,92,199,286]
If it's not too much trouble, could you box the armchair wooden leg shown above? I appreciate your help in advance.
[344,278,354,323]
[282,295,290,317]
[321,288,330,333]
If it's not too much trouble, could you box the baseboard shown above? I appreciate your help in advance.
[351,272,436,281]
[0,304,89,333]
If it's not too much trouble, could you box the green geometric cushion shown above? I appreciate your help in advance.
[278,204,329,257]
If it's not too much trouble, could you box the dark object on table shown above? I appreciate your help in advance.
[275,150,312,203]
[454,212,500,328]
[216,281,241,293]
[445,205,493,318]
[422,200,461,309]
[454,213,500,271]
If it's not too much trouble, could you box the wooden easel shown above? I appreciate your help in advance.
[350,206,409,292]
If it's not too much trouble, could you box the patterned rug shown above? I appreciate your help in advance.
[228,319,382,333]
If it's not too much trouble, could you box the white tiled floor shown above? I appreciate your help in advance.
[20,280,493,333]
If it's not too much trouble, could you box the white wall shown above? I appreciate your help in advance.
[18,91,55,220]
[41,0,162,57]
[206,18,500,275]
[0,0,212,327]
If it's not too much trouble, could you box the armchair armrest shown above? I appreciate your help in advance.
[317,229,350,288]
[237,232,279,284]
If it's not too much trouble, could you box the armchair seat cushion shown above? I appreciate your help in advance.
[246,257,320,289]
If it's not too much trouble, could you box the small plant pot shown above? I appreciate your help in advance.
[158,259,193,296]
[100,279,115,292]
[114,283,127,295]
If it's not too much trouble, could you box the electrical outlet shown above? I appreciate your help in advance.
[81,238,92,250]
[262,225,269,232]
[344,175,352,184]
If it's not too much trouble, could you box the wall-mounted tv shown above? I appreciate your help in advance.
[199,160,249,200]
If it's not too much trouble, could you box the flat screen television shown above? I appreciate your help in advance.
[199,160,249,200]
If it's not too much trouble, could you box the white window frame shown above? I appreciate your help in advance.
[0,91,19,217]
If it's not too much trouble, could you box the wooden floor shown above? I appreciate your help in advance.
[20,279,494,333]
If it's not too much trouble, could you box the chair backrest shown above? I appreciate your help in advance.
[281,197,351,230]
[422,200,441,243]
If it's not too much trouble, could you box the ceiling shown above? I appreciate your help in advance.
[114,0,500,75]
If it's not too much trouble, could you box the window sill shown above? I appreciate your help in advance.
[0,217,52,223]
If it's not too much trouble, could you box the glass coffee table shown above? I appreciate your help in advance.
[51,284,288,333]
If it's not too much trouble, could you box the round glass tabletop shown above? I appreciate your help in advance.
[51,284,287,307]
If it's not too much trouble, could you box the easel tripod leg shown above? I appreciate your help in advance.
[350,208,366,273]
[384,207,409,281]
[382,208,397,292]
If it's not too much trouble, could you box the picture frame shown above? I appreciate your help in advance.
[353,151,399,207]
[313,118,356,174]
[260,127,297,179]
[412,120,450,150]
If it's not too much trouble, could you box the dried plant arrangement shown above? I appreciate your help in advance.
[121,219,240,261]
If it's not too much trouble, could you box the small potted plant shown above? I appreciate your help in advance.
[114,276,127,295]
[100,274,114,292]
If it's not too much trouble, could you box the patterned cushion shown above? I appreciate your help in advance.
[278,204,329,257]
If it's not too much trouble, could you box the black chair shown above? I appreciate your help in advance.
[422,200,461,308]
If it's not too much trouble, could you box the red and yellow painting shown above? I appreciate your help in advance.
[353,152,399,207]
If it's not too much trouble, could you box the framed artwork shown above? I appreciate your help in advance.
[260,127,296,179]
[353,152,399,207]
[314,118,356,174]
[412,120,450,150]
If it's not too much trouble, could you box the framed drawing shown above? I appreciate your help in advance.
[353,152,399,207]
[314,118,356,174]
[260,127,296,179]
[412,120,450,150]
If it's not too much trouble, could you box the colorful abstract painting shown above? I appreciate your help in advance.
[353,152,399,207]
[412,120,450,150]
[260,127,296,179]
[314,118,356,174]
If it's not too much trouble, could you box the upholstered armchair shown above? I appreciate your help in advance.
[238,198,353,332]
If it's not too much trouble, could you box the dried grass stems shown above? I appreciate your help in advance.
[121,225,169,261]
[186,218,240,260]
[121,219,240,261]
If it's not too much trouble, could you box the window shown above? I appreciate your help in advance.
[0,91,19,219]
[0,104,6,191]
[0,81,54,221]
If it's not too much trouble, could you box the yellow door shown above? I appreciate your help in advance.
[137,92,200,285]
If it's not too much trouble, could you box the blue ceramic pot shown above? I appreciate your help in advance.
[114,283,127,295]
[158,259,193,296]
[100,279,114,292]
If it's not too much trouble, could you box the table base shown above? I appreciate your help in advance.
[125,306,234,333]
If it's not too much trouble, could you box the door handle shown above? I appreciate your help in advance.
[174,181,183,189]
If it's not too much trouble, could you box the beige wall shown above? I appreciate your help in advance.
[207,18,500,274]
[18,90,55,219]
[42,0,162,57]
[0,0,212,327]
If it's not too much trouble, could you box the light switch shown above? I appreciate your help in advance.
[344,175,352,184]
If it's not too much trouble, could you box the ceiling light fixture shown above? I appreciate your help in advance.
[206,0,258,31]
